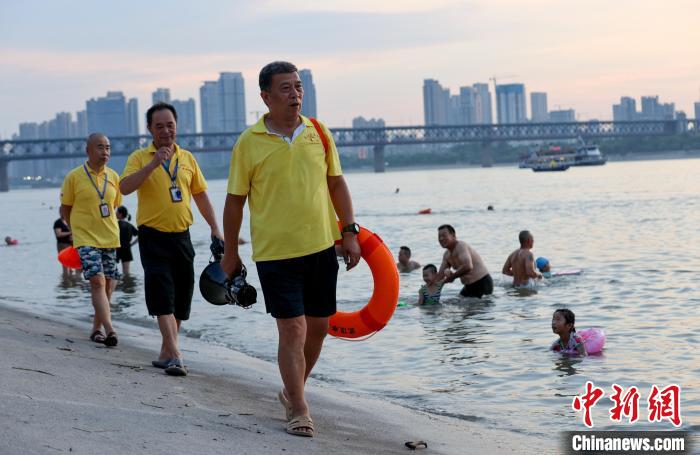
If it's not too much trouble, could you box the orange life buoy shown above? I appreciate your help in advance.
[330,222,399,339]
[58,246,82,269]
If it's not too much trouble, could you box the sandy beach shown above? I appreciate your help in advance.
[0,302,553,455]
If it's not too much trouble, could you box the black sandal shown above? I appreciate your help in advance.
[104,332,118,347]
[90,330,106,343]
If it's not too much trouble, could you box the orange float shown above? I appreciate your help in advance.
[58,246,82,269]
[330,222,399,339]
[418,208,432,214]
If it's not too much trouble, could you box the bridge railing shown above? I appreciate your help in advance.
[1,119,696,161]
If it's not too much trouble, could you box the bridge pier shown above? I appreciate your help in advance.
[0,161,8,192]
[373,145,385,173]
[480,142,494,168]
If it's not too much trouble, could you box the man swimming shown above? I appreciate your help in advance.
[502,230,542,289]
[437,225,493,298]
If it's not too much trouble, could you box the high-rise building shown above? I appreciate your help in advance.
[127,98,139,135]
[49,112,73,138]
[612,96,637,121]
[472,83,493,124]
[200,72,246,133]
[530,92,548,122]
[200,81,221,133]
[496,84,527,124]
[152,88,171,105]
[448,95,462,125]
[423,79,450,125]
[549,109,576,122]
[73,110,88,137]
[86,91,129,136]
[172,98,197,134]
[459,86,476,125]
[694,102,700,121]
[299,69,317,118]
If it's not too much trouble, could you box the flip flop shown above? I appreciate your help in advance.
[165,359,187,377]
[104,332,118,347]
[90,330,106,343]
[286,415,314,438]
[152,359,172,369]
[278,389,293,421]
[405,441,428,450]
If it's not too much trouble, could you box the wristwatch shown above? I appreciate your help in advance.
[341,222,360,235]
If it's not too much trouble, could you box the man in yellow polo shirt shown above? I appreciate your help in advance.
[221,61,361,438]
[60,133,122,347]
[120,102,223,377]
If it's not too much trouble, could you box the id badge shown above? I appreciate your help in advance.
[170,186,183,203]
[99,203,110,218]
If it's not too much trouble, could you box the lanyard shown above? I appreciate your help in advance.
[162,156,179,188]
[83,164,108,202]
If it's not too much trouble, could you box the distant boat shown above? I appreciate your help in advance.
[519,143,607,169]
[532,161,570,172]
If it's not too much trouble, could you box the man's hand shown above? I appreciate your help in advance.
[341,234,361,271]
[211,228,224,242]
[221,251,242,279]
[151,146,174,167]
[443,270,455,283]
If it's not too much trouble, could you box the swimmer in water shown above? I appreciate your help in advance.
[418,264,444,305]
[4,236,18,246]
[536,257,552,278]
[397,246,421,273]
[502,230,542,289]
[551,308,587,356]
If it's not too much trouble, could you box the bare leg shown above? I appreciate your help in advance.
[302,316,329,382]
[277,316,309,419]
[105,278,117,304]
[89,274,114,335]
[157,314,181,361]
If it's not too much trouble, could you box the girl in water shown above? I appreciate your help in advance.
[418,264,444,305]
[116,206,138,275]
[551,308,587,356]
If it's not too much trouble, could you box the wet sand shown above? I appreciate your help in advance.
[0,303,553,454]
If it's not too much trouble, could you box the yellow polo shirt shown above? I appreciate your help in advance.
[60,163,121,248]
[122,143,207,233]
[227,115,342,261]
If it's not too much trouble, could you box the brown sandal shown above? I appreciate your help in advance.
[104,332,118,347]
[286,416,314,438]
[90,330,106,343]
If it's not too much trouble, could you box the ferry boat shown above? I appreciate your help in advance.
[519,144,607,169]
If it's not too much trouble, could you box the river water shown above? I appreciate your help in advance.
[1,159,698,440]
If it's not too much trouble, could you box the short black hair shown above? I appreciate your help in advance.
[399,246,411,256]
[423,264,437,273]
[554,308,576,332]
[519,230,532,246]
[146,102,178,127]
[438,224,455,235]
[259,61,298,91]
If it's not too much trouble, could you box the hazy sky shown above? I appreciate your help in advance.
[1,0,699,137]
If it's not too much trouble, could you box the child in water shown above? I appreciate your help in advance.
[418,264,444,305]
[116,206,138,275]
[551,308,587,356]
[536,257,552,278]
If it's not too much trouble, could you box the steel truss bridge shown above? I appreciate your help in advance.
[0,119,697,191]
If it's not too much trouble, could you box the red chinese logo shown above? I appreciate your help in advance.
[572,381,605,428]
[609,384,640,423]
[648,384,682,427]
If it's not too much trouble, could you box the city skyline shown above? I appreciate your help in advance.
[1,0,699,137]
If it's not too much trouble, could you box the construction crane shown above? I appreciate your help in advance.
[489,74,516,93]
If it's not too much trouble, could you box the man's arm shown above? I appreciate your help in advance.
[525,252,543,279]
[327,175,361,271]
[448,244,474,280]
[437,252,450,280]
[192,191,223,240]
[220,194,247,278]
[120,147,171,195]
[417,288,425,306]
[502,252,513,276]
[59,205,72,228]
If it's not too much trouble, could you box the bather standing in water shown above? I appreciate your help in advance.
[502,230,542,289]
[437,224,493,298]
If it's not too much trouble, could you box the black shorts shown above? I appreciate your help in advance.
[116,247,134,263]
[138,226,195,320]
[256,246,339,319]
[460,274,494,298]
